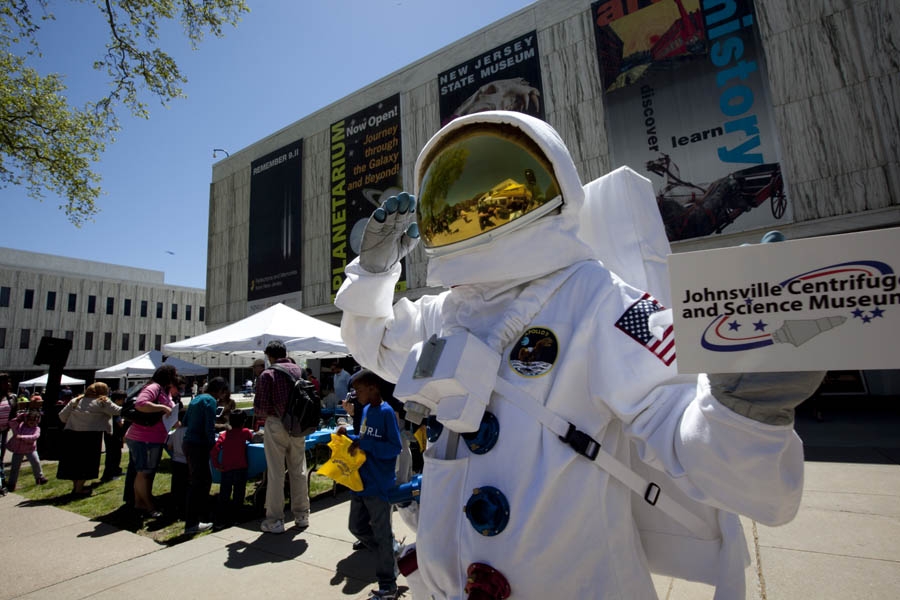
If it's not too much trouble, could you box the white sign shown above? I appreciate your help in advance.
[668,228,900,373]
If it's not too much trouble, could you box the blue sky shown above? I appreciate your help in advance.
[4,0,534,289]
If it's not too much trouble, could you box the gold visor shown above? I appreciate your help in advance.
[417,125,560,249]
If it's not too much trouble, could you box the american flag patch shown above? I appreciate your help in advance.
[615,293,676,366]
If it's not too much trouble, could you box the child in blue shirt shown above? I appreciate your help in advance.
[337,369,402,600]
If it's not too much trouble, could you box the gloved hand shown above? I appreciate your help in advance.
[709,371,826,426]
[359,192,420,273]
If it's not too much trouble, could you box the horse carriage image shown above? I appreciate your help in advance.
[646,153,787,241]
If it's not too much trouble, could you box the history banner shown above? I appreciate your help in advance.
[247,139,303,314]
[330,94,404,300]
[438,30,544,126]
[669,228,900,373]
[592,0,792,242]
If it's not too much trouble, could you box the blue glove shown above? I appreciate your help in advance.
[709,371,825,426]
[359,192,420,274]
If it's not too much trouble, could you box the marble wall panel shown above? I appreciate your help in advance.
[541,37,603,112]
[855,0,899,80]
[538,11,590,55]
[756,0,857,38]
[764,20,859,105]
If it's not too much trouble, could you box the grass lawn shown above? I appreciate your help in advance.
[12,451,338,546]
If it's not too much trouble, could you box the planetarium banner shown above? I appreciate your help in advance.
[592,0,792,242]
[330,94,404,300]
[247,139,303,314]
[438,30,544,126]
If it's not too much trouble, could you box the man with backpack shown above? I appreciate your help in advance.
[254,340,309,534]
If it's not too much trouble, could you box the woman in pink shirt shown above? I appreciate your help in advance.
[124,364,177,517]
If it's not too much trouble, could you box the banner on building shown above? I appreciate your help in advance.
[592,0,792,242]
[438,31,544,126]
[247,140,303,314]
[330,94,404,300]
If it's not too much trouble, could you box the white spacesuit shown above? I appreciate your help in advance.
[335,111,820,599]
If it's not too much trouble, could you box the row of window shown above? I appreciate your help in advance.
[0,328,189,352]
[0,287,204,321]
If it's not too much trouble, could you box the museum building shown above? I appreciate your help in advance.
[206,0,899,394]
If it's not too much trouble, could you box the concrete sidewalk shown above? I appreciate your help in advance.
[2,405,898,599]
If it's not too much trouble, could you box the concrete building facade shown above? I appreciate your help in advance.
[206,0,898,388]
[0,248,207,384]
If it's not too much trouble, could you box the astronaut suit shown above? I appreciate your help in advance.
[335,110,822,600]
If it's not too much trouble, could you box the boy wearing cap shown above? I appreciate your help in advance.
[337,369,402,600]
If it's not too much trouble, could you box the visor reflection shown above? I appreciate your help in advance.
[418,128,559,249]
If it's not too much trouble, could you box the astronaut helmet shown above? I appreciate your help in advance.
[415,111,572,258]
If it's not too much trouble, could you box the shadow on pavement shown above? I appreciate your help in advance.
[224,536,309,569]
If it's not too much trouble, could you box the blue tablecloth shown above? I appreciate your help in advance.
[210,426,352,483]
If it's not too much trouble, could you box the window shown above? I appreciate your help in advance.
[124,298,132,316]
[186,304,192,321]
[139,333,146,351]
[19,329,30,349]
[0,287,9,307]
[68,293,77,312]
[0,328,5,348]
[140,300,148,317]
[121,333,130,351]
[154,334,162,351]
[65,330,74,342]
[156,302,163,318]
[171,303,178,319]
[103,332,112,351]
[88,295,96,314]
[85,332,94,350]
[169,335,176,343]
[46,291,56,310]
[199,306,205,322]
[24,289,34,309]
[106,297,114,315]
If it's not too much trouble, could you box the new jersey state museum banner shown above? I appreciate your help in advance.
[247,139,303,315]
[438,30,544,126]
[330,94,405,300]
[592,0,792,242]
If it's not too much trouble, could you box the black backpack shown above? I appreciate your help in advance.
[270,364,320,437]
[119,383,183,427]
[120,383,164,427]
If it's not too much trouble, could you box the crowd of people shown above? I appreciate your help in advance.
[0,357,420,599]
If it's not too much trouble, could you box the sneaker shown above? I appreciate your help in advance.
[185,522,213,535]
[293,514,309,529]
[368,588,398,599]
[37,476,48,485]
[260,519,285,534]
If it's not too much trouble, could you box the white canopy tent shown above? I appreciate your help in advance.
[163,303,348,359]
[94,350,209,379]
[20,373,86,387]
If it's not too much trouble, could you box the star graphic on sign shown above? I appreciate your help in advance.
[745,298,753,306]
[862,315,872,323]
[728,320,741,331]
[753,320,768,331]
[871,306,885,318]
[851,308,865,319]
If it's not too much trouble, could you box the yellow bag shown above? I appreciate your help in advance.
[413,424,427,453]
[318,433,367,492]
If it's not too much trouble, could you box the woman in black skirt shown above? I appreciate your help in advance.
[58,382,121,496]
